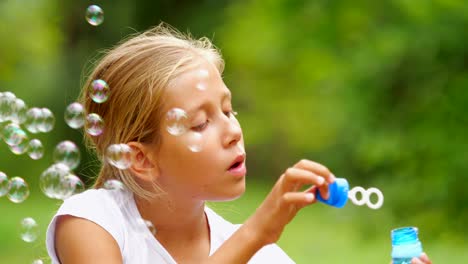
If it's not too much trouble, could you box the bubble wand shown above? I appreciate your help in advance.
[315,178,384,209]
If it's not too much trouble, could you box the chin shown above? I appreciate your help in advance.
[209,183,246,202]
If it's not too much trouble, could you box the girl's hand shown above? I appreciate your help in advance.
[411,253,432,264]
[244,159,335,245]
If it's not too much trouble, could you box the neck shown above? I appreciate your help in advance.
[134,192,209,244]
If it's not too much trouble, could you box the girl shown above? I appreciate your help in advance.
[46,23,432,264]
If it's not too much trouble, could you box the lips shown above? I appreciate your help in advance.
[228,154,245,170]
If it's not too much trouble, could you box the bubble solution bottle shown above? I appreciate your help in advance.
[391,227,423,264]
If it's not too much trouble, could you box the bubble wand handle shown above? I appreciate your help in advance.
[315,178,350,208]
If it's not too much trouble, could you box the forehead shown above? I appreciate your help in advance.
[164,60,230,110]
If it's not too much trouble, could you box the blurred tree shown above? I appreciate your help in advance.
[216,0,468,237]
[1,0,467,244]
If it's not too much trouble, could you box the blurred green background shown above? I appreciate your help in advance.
[1,0,467,263]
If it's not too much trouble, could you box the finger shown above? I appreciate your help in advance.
[304,186,318,204]
[283,192,315,208]
[294,159,335,183]
[318,184,330,200]
[420,253,431,264]
[411,257,423,264]
[282,168,326,191]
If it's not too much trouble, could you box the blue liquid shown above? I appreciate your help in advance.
[392,257,413,264]
[391,227,422,263]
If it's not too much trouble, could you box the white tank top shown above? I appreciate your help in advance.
[46,188,295,263]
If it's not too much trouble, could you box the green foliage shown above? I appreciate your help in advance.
[217,0,468,237]
[1,0,467,262]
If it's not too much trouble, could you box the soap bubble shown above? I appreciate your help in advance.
[195,82,207,91]
[103,179,125,190]
[0,171,10,197]
[60,174,85,199]
[24,107,42,134]
[37,108,55,133]
[0,91,16,122]
[53,140,81,170]
[9,137,29,155]
[136,218,157,237]
[166,108,188,136]
[10,98,28,124]
[85,5,104,26]
[64,102,85,129]
[198,69,209,79]
[85,113,104,136]
[40,163,71,199]
[90,79,110,103]
[28,139,44,160]
[186,132,204,152]
[195,69,209,91]
[2,123,28,146]
[106,144,132,170]
[7,177,29,203]
[20,217,38,243]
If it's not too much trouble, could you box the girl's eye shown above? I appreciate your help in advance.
[224,110,238,117]
[192,121,208,132]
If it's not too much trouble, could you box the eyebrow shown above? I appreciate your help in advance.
[187,90,232,117]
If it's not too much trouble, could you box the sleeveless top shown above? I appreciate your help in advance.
[46,188,295,263]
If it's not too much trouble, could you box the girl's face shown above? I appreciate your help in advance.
[153,60,246,201]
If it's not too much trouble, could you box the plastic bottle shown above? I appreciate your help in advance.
[391,227,423,264]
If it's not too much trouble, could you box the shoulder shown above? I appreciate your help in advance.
[54,214,123,263]
[46,189,130,263]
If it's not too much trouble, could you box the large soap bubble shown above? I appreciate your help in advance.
[2,123,28,147]
[106,143,132,170]
[85,113,104,136]
[64,102,85,129]
[7,177,29,203]
[27,139,44,160]
[39,163,71,199]
[0,171,10,197]
[166,108,188,136]
[85,5,104,26]
[53,140,81,170]
[89,79,110,103]
[20,217,38,243]
[0,91,16,122]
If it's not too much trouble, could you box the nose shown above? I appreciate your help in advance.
[222,115,242,148]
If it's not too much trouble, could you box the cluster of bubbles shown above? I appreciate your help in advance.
[39,141,85,200]
[0,171,29,203]
[348,186,384,210]
[1,92,50,160]
[64,101,104,137]
[3,5,123,262]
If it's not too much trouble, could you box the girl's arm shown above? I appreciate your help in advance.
[207,159,333,263]
[55,215,123,264]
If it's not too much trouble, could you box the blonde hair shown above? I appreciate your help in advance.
[80,23,224,200]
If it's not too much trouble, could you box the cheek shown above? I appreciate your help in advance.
[165,133,219,169]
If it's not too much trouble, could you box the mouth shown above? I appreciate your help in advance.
[227,154,247,176]
[228,154,245,170]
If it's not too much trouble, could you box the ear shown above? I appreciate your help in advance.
[126,141,160,182]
